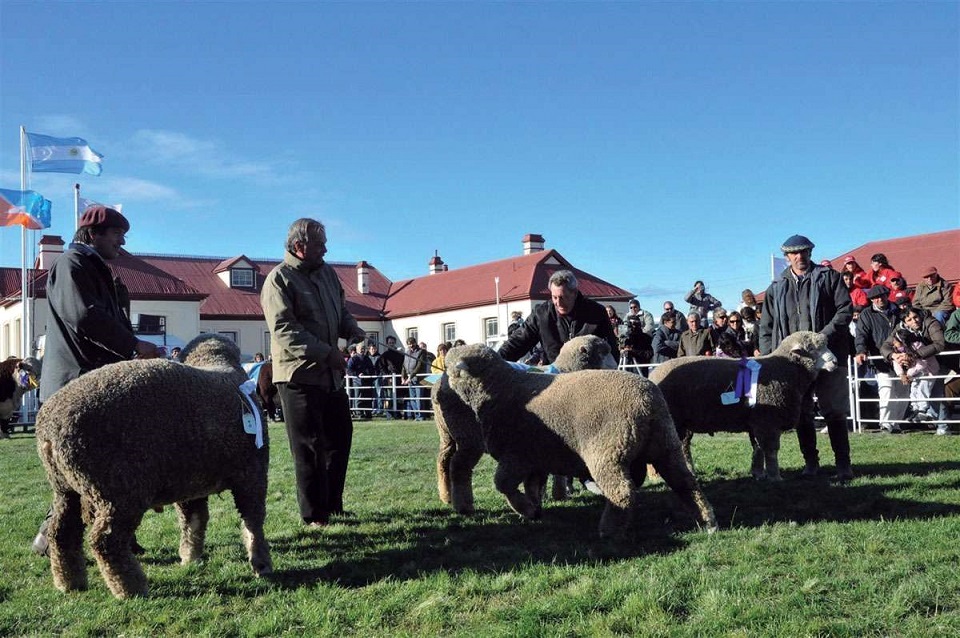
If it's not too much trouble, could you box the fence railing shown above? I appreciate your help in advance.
[344,349,960,432]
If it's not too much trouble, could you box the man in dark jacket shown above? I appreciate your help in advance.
[33,205,163,555]
[498,270,619,365]
[855,285,906,433]
[652,312,682,363]
[760,234,854,481]
[40,207,161,402]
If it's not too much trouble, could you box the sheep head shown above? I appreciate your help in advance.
[14,357,40,390]
[777,331,837,373]
[553,335,618,372]
[177,334,244,373]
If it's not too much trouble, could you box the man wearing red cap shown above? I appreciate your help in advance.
[913,266,955,325]
[32,205,162,555]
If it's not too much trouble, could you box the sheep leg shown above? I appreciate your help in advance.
[522,471,547,518]
[651,456,718,533]
[588,462,637,538]
[493,461,539,519]
[449,442,483,515]
[680,430,696,474]
[232,488,273,576]
[48,490,87,592]
[749,430,765,480]
[174,498,210,564]
[436,418,455,505]
[89,506,147,599]
[752,427,783,481]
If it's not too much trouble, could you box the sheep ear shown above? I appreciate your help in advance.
[579,345,589,355]
[790,346,814,360]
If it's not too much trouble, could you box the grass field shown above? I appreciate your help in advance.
[2,420,960,637]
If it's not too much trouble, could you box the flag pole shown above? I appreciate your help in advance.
[19,126,29,360]
[74,183,81,231]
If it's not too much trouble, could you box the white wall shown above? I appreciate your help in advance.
[133,300,202,347]
[388,301,536,349]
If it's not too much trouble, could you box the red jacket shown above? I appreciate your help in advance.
[868,267,902,288]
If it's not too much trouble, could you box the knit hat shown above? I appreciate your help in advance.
[780,234,814,253]
[78,205,129,231]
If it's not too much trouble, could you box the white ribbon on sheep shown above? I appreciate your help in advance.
[238,379,264,449]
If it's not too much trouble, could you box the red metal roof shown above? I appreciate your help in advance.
[136,254,392,321]
[0,251,205,307]
[384,249,633,318]
[830,229,959,286]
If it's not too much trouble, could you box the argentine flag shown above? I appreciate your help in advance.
[26,132,103,176]
[0,188,52,229]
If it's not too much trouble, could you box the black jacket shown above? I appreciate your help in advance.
[855,304,900,373]
[40,245,138,401]
[498,292,619,364]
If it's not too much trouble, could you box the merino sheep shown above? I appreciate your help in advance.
[36,333,272,599]
[444,343,717,537]
[649,331,837,481]
[433,335,616,514]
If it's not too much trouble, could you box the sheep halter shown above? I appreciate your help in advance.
[720,358,761,406]
[238,380,264,448]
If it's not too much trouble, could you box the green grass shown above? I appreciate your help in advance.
[3,422,960,636]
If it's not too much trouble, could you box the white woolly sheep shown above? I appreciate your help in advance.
[443,343,717,537]
[649,330,837,481]
[433,335,616,515]
[36,334,272,599]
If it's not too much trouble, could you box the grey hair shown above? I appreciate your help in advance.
[285,218,325,253]
[687,312,701,322]
[549,269,578,292]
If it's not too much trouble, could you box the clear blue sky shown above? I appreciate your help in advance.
[2,1,957,312]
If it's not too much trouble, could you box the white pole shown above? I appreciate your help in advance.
[494,276,502,338]
[74,183,81,231]
[19,127,28,360]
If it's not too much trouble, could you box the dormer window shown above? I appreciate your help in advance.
[231,268,255,288]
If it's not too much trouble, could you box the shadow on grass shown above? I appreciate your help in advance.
[266,490,693,589]
[701,460,960,529]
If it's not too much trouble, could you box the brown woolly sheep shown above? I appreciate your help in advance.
[433,335,616,515]
[36,333,272,599]
[649,330,837,480]
[444,343,717,537]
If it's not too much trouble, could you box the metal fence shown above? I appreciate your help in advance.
[344,349,960,432]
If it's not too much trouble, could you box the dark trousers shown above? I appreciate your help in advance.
[277,382,353,523]
[798,367,851,468]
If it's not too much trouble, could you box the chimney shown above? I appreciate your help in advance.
[38,235,65,270]
[356,261,370,294]
[429,251,445,275]
[522,233,545,255]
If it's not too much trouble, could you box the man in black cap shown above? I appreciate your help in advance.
[855,285,907,433]
[32,205,162,555]
[760,234,854,481]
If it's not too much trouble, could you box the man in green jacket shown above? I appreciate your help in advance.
[261,219,366,526]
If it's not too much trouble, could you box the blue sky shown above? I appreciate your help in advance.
[1,1,957,312]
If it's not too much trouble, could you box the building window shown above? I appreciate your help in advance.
[406,327,418,344]
[484,318,498,338]
[218,331,238,344]
[263,331,271,358]
[230,268,255,288]
[365,331,379,347]
[136,314,166,335]
[442,322,456,343]
[14,318,21,357]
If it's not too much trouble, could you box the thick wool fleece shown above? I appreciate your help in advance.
[36,334,272,600]
[649,330,834,480]
[444,344,717,537]
[433,335,615,514]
